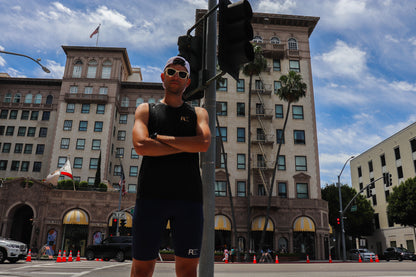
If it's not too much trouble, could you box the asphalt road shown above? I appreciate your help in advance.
[1,260,416,277]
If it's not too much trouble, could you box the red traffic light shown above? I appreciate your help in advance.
[337,218,340,225]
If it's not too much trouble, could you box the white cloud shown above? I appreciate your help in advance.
[256,0,296,14]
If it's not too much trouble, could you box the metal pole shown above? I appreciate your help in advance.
[199,1,217,276]
[0,50,50,73]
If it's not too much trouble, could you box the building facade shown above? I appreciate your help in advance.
[0,11,329,259]
[350,122,416,256]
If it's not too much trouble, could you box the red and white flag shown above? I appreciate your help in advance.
[90,24,100,38]
[45,169,60,186]
[60,160,73,179]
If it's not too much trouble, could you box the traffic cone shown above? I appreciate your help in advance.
[275,254,279,264]
[253,255,257,264]
[370,256,373,263]
[358,254,362,263]
[375,255,379,263]
[225,254,228,263]
[26,249,32,262]
[76,251,81,262]
[329,255,332,263]
[56,250,62,263]
[306,254,310,263]
[62,250,67,262]
[68,250,73,262]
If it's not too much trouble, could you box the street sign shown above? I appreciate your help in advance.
[114,212,126,220]
[351,205,357,212]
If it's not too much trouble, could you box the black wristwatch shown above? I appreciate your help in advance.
[150,132,158,139]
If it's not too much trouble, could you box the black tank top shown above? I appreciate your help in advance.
[137,102,202,202]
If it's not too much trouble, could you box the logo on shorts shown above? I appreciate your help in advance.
[187,249,200,256]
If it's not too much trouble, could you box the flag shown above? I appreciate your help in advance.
[60,160,73,179]
[45,169,60,186]
[119,163,126,196]
[90,24,100,38]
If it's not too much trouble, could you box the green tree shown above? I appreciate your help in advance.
[322,184,374,237]
[387,177,416,228]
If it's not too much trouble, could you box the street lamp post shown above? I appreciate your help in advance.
[338,155,354,261]
[0,50,50,73]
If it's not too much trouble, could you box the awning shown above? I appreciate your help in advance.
[293,216,315,232]
[251,216,274,231]
[108,212,133,228]
[215,215,232,231]
[63,209,89,225]
[166,220,171,230]
[329,224,333,234]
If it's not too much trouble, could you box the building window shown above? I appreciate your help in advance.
[90,158,99,169]
[119,114,128,124]
[2,143,11,153]
[274,81,281,94]
[292,105,304,119]
[121,97,129,107]
[278,182,287,198]
[9,110,18,119]
[397,166,404,179]
[87,59,98,78]
[113,165,121,176]
[130,166,138,177]
[288,38,298,50]
[273,59,281,71]
[253,36,263,43]
[27,127,36,137]
[237,128,245,142]
[60,138,70,149]
[79,121,88,131]
[255,80,263,90]
[0,110,8,119]
[92,139,101,150]
[30,111,39,120]
[217,102,227,116]
[257,155,266,168]
[16,126,26,136]
[33,162,42,172]
[394,147,401,160]
[81,104,90,113]
[73,157,83,169]
[295,156,307,171]
[94,121,103,132]
[6,126,15,136]
[296,183,308,199]
[21,110,29,119]
[102,60,112,79]
[237,79,245,92]
[42,111,50,121]
[117,131,126,141]
[34,94,42,104]
[36,144,45,154]
[257,128,265,141]
[358,167,362,177]
[39,127,47,137]
[116,148,124,158]
[276,129,285,144]
[58,157,67,167]
[99,87,108,95]
[84,87,93,94]
[11,161,20,171]
[4,94,12,103]
[258,184,266,196]
[66,103,75,113]
[218,153,226,169]
[97,104,105,114]
[368,160,373,173]
[24,94,32,103]
[72,60,83,78]
[380,154,386,167]
[216,127,227,141]
[0,160,7,170]
[411,138,416,153]
[275,105,283,118]
[70,86,78,94]
[271,36,280,44]
[237,181,246,197]
[218,78,227,91]
[372,194,377,206]
[131,148,139,159]
[21,161,29,172]
[215,181,227,196]
[76,139,85,150]
[256,103,265,115]
[278,155,286,170]
[62,120,72,131]
[237,102,245,116]
[14,143,23,153]
[237,154,246,169]
[136,98,144,107]
[0,125,3,135]
[294,130,305,144]
[289,60,300,72]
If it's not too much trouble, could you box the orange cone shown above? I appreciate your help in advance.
[370,256,373,263]
[56,250,62,263]
[62,250,67,262]
[253,255,257,264]
[375,255,379,263]
[68,250,73,262]
[26,249,32,262]
[225,254,228,263]
[76,250,81,261]
[306,255,310,263]
[358,254,362,263]
[329,255,332,263]
[275,255,279,264]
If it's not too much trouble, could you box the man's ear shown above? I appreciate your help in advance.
[161,72,165,82]
[185,77,191,87]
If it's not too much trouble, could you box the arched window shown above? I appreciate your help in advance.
[13,93,21,103]
[34,94,42,104]
[87,59,98,78]
[46,95,53,104]
[270,37,280,44]
[72,60,83,78]
[253,36,263,43]
[148,98,156,104]
[102,60,112,79]
[288,38,298,50]
[4,93,12,103]
[136,98,144,107]
[25,94,33,103]
[121,97,129,107]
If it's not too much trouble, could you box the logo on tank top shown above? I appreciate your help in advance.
[180,116,190,122]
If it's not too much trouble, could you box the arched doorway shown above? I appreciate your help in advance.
[62,209,89,256]
[10,205,34,245]
[293,216,316,259]
[214,215,232,251]
[251,216,274,251]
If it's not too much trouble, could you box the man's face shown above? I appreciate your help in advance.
[161,64,191,95]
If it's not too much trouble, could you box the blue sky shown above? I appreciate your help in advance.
[1,0,416,187]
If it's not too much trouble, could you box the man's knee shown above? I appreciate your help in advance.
[130,258,156,277]
[175,256,199,277]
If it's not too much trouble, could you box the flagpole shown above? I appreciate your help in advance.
[116,157,124,236]
[67,155,75,191]
[96,23,101,47]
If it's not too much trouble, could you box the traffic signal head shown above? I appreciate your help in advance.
[336,218,340,225]
[218,0,254,80]
[177,35,204,100]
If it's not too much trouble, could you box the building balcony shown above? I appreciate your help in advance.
[261,43,286,59]
[251,109,273,120]
[64,93,108,104]
[287,49,300,58]
[0,102,55,110]
[251,137,274,145]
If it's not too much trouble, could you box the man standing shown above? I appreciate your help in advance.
[131,56,211,277]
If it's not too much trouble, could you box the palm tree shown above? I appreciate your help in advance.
[242,45,267,257]
[258,70,307,251]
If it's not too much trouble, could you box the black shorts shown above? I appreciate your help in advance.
[132,198,203,261]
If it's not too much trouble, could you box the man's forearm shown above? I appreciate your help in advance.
[156,134,210,153]
[134,137,183,156]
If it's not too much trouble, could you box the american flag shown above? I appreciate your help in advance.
[90,24,100,38]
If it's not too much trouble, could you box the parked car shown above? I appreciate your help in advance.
[85,236,132,262]
[383,247,416,261]
[0,237,28,263]
[348,248,376,261]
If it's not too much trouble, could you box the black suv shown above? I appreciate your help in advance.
[85,236,132,262]
[383,247,416,261]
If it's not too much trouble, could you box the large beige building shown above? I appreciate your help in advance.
[0,11,329,259]
[350,122,416,255]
